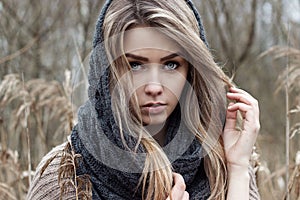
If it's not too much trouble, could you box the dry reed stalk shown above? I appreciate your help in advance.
[285,32,290,200]
[63,70,75,132]
[57,140,92,200]
[259,46,300,95]
[21,73,32,185]
[290,122,300,139]
[256,164,278,199]
[283,151,300,200]
[252,144,285,199]
[37,143,92,200]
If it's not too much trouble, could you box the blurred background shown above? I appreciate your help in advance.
[0,0,299,199]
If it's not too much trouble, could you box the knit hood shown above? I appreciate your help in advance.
[70,0,211,199]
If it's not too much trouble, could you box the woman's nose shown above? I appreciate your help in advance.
[144,66,163,96]
[144,82,163,96]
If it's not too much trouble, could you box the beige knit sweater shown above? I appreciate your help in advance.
[26,142,261,200]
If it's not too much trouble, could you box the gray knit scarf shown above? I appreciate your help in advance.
[71,0,211,199]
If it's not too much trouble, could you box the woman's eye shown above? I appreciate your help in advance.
[129,62,142,71]
[164,61,179,70]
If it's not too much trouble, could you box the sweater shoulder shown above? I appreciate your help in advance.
[26,142,77,200]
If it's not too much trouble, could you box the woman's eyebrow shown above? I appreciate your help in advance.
[160,53,180,61]
[125,52,181,62]
[125,53,149,61]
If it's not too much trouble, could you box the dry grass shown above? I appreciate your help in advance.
[258,44,300,199]
[57,140,92,199]
[0,72,76,199]
[286,151,300,200]
[260,46,300,96]
[0,145,23,200]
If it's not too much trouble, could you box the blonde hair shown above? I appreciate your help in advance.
[102,0,233,199]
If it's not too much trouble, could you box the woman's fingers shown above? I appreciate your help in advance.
[182,191,189,200]
[171,173,186,199]
[226,87,260,130]
[166,173,189,200]
[223,102,238,131]
[229,87,253,97]
[227,89,259,109]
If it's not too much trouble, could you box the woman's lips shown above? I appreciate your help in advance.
[141,103,167,114]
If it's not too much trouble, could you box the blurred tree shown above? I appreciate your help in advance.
[0,0,104,81]
[197,0,257,74]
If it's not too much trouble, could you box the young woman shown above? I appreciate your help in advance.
[27,0,260,199]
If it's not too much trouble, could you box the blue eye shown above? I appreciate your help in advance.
[164,61,179,70]
[129,62,142,71]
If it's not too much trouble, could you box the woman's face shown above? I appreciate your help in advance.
[123,26,189,125]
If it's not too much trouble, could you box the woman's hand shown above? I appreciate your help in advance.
[166,173,189,200]
[223,87,260,199]
[223,87,260,168]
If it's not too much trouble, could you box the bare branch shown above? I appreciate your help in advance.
[207,0,229,54]
[0,37,39,65]
[238,0,257,64]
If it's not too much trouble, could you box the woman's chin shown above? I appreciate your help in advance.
[141,115,168,126]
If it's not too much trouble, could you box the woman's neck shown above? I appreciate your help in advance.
[145,123,167,146]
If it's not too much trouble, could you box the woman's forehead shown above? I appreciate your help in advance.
[123,26,181,54]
